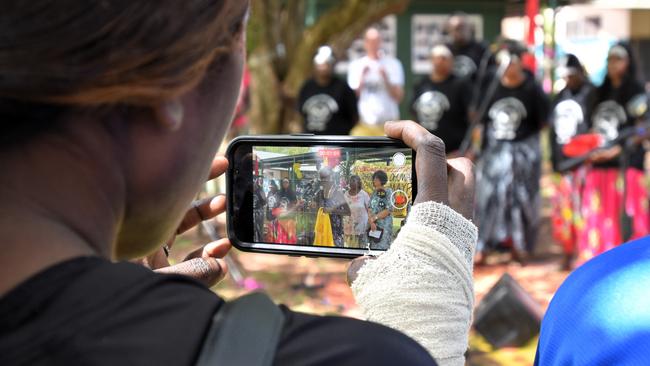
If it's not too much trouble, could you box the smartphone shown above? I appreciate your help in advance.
[226,135,417,258]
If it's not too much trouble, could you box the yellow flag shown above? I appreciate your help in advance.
[293,162,302,179]
[313,208,334,247]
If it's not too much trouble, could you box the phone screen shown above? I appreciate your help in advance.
[228,137,415,257]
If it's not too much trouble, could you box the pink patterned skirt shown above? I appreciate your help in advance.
[575,168,649,265]
[551,171,584,256]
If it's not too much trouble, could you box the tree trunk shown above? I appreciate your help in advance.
[247,0,411,134]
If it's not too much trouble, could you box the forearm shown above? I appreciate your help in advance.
[351,201,477,366]
[387,84,404,102]
[377,209,390,219]
[369,209,390,222]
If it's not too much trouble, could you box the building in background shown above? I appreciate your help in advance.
[502,1,650,91]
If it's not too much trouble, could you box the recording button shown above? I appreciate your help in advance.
[392,152,406,167]
[391,189,409,210]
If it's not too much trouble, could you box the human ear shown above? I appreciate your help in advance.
[154,99,185,131]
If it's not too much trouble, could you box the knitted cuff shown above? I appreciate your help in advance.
[407,201,478,266]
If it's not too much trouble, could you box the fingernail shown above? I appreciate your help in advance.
[210,195,225,206]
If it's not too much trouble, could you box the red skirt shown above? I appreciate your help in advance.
[575,168,649,265]
[550,170,584,255]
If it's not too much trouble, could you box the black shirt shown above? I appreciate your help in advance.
[591,77,646,170]
[549,81,596,172]
[0,257,436,366]
[298,77,358,135]
[411,74,471,152]
[447,40,490,80]
[481,73,550,149]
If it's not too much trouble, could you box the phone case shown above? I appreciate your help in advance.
[225,134,417,258]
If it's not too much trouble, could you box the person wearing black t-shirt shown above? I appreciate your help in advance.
[574,44,650,265]
[550,55,597,172]
[411,44,471,154]
[475,45,550,264]
[548,54,596,270]
[298,46,358,135]
[253,176,267,242]
[445,13,493,120]
[445,13,490,80]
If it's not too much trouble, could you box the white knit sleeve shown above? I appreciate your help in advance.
[351,201,477,366]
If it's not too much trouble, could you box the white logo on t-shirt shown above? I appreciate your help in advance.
[302,94,339,131]
[453,55,477,78]
[414,90,450,131]
[553,99,584,144]
[593,100,625,142]
[488,97,527,140]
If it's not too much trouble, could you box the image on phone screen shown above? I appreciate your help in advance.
[248,145,413,250]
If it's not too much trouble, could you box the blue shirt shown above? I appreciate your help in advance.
[535,236,650,365]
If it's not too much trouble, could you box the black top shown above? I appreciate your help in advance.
[0,257,436,366]
[253,185,266,210]
[481,73,550,149]
[447,40,490,80]
[550,81,597,172]
[591,77,646,170]
[411,74,471,152]
[278,188,297,207]
[298,77,358,135]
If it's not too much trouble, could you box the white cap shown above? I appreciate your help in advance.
[608,45,629,60]
[314,46,335,65]
[430,44,453,58]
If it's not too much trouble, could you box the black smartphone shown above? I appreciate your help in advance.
[226,135,416,258]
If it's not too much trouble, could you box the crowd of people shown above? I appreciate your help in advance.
[297,13,649,270]
[253,166,400,250]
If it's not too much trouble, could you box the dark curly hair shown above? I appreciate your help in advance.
[372,170,388,186]
[349,175,363,191]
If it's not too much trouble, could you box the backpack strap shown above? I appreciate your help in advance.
[195,292,285,366]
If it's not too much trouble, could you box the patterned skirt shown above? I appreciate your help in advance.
[475,135,541,253]
[550,168,587,255]
[575,167,649,265]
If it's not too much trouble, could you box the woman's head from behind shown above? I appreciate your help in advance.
[1,1,249,259]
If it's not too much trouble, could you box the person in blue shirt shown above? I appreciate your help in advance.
[535,235,650,365]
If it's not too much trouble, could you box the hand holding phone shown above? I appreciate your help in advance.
[226,122,474,259]
[348,120,475,283]
[227,134,416,258]
[384,121,474,220]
